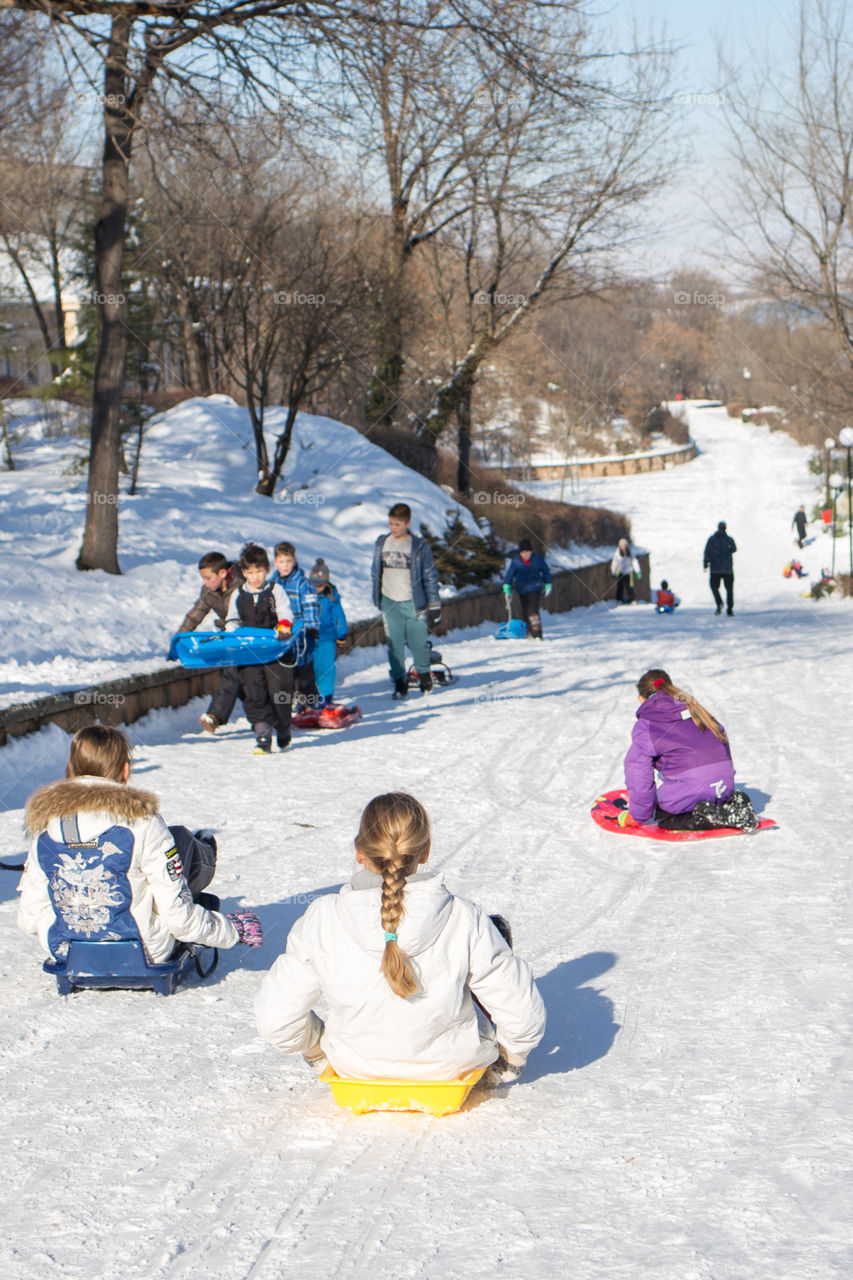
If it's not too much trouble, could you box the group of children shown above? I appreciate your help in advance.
[18,727,545,1089]
[177,542,349,754]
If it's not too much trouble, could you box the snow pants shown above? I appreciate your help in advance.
[518,590,543,638]
[207,665,242,725]
[314,638,338,701]
[709,572,734,613]
[168,826,216,898]
[615,574,634,604]
[381,597,431,681]
[238,660,295,743]
[294,660,321,709]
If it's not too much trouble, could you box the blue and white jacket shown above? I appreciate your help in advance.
[18,776,238,964]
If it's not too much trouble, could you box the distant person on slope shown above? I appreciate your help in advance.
[371,503,441,699]
[703,521,737,616]
[653,580,679,612]
[792,505,807,548]
[621,670,758,832]
[503,538,552,638]
[610,538,641,605]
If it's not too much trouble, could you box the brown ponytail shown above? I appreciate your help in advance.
[355,793,431,998]
[636,669,727,742]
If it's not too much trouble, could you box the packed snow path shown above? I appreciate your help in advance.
[1,405,850,1279]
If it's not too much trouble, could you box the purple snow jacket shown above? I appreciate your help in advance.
[624,692,735,822]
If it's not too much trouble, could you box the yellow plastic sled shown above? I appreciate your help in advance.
[320,1065,486,1116]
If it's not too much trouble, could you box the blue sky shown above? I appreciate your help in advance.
[612,0,802,274]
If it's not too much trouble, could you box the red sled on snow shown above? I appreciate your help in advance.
[591,788,777,842]
[292,702,362,730]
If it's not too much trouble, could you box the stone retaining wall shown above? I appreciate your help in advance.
[0,553,650,746]
[502,441,697,481]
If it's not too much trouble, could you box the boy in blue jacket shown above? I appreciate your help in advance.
[270,542,321,714]
[503,539,552,638]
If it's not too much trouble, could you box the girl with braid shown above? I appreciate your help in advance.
[255,793,545,1083]
[622,669,758,832]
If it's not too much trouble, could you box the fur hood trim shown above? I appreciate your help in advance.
[25,777,160,835]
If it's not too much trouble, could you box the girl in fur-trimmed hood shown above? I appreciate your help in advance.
[18,726,262,965]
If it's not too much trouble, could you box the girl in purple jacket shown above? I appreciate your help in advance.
[623,669,758,832]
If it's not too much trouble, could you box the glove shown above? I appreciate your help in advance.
[483,1047,527,1087]
[336,638,348,651]
[617,810,640,828]
[543,583,552,597]
[305,627,318,643]
[427,604,441,627]
[275,620,292,640]
[502,584,512,596]
[634,568,642,580]
[226,908,263,947]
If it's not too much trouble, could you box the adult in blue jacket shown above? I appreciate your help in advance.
[503,539,552,638]
[703,521,737,616]
[371,503,441,698]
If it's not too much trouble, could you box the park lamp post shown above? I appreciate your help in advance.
[839,426,853,582]
[825,436,836,508]
[830,471,845,578]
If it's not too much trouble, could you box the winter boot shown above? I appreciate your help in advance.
[199,713,220,733]
[253,736,272,755]
[719,790,758,832]
[418,671,433,694]
[276,734,291,752]
[392,677,408,700]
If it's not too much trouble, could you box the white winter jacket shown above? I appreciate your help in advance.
[611,548,641,577]
[18,775,239,964]
[255,870,546,1081]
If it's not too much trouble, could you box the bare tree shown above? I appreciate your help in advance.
[412,41,672,492]
[722,1,853,386]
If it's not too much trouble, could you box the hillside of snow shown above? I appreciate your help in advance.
[1,402,851,1280]
[0,395,614,711]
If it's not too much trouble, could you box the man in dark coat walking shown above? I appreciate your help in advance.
[703,521,737,616]
[792,505,807,548]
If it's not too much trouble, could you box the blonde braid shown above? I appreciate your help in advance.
[355,793,430,999]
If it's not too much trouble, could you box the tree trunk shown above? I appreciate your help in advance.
[77,13,134,574]
[365,202,409,428]
[456,381,474,495]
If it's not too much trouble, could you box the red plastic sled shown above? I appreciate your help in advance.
[292,703,361,730]
[592,789,777,841]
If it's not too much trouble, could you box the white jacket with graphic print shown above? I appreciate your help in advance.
[18,775,238,964]
[255,870,546,1081]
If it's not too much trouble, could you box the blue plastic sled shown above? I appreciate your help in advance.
[494,597,527,640]
[168,622,303,669]
[44,939,194,996]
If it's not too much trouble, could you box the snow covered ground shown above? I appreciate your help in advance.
[1,402,851,1279]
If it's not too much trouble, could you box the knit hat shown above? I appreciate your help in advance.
[518,538,533,552]
[309,558,330,585]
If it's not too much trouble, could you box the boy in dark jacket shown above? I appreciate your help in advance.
[225,544,294,755]
[177,551,245,735]
[503,539,552,638]
[371,503,441,698]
